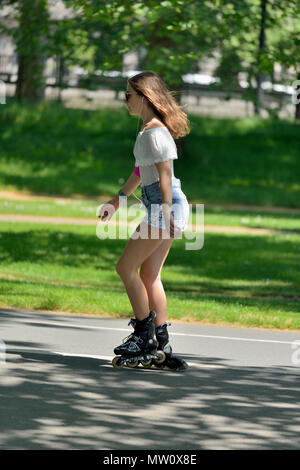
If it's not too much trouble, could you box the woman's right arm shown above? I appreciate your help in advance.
[98,170,141,220]
[117,169,141,198]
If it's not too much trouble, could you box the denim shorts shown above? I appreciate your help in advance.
[141,179,190,233]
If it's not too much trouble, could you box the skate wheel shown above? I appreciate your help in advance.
[166,357,189,371]
[141,359,152,368]
[154,363,165,370]
[112,356,124,369]
[155,351,166,364]
[167,365,178,371]
[126,359,139,368]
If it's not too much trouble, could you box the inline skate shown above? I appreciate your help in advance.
[112,311,165,369]
[152,322,189,371]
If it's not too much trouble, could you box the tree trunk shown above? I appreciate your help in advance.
[56,55,65,102]
[254,0,268,116]
[15,0,49,102]
[16,52,46,102]
[295,101,300,122]
[295,72,300,122]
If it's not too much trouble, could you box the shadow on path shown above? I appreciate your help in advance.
[1,344,300,450]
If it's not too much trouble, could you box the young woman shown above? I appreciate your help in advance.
[99,71,190,370]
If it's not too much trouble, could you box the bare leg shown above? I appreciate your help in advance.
[139,238,174,327]
[116,223,169,320]
[117,271,150,321]
[142,278,168,327]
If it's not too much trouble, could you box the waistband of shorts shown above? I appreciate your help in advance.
[141,177,181,191]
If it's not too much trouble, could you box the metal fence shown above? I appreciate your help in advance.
[0,54,295,119]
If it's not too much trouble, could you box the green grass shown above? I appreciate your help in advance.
[0,99,134,197]
[1,98,299,329]
[184,116,300,207]
[1,98,300,207]
[1,198,300,232]
[0,221,299,330]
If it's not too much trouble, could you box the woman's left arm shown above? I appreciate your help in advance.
[155,160,176,236]
[155,161,172,206]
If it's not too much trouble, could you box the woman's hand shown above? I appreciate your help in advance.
[162,205,181,238]
[98,196,120,222]
[167,214,182,238]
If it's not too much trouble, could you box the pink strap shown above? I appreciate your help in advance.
[134,166,140,177]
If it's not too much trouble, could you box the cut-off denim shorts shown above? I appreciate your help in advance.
[141,179,190,234]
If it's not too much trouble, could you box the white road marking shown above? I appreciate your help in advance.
[14,318,300,345]
[5,347,300,374]
[4,347,224,369]
[54,352,227,369]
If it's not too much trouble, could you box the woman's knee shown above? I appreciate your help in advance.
[116,259,137,279]
[115,260,126,278]
[140,266,161,286]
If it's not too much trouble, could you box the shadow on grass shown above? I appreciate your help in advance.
[0,277,300,318]
[183,117,300,207]
[1,99,300,207]
[0,228,299,283]
[0,227,299,315]
[0,102,137,197]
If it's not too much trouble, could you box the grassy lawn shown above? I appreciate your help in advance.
[0,221,299,330]
[1,197,300,232]
[0,99,299,329]
[1,98,300,207]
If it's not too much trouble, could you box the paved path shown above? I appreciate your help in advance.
[2,191,300,214]
[1,307,300,450]
[1,191,299,235]
[0,213,293,236]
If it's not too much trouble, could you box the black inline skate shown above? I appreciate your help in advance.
[152,322,189,371]
[112,311,165,369]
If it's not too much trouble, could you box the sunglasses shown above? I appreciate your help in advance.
[125,91,143,101]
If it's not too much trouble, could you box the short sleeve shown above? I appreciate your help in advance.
[134,128,178,167]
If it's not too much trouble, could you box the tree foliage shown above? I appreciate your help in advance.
[0,0,299,117]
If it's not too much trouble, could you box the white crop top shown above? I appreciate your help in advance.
[133,126,180,187]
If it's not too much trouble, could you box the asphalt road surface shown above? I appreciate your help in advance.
[1,307,300,450]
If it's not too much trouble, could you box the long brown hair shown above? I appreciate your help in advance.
[128,71,190,139]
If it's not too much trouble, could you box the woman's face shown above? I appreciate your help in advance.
[125,83,144,116]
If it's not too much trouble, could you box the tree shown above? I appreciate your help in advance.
[214,0,300,119]
[0,0,50,101]
[214,47,243,93]
[266,0,300,121]
[0,0,94,101]
[69,0,221,91]
[255,0,268,115]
